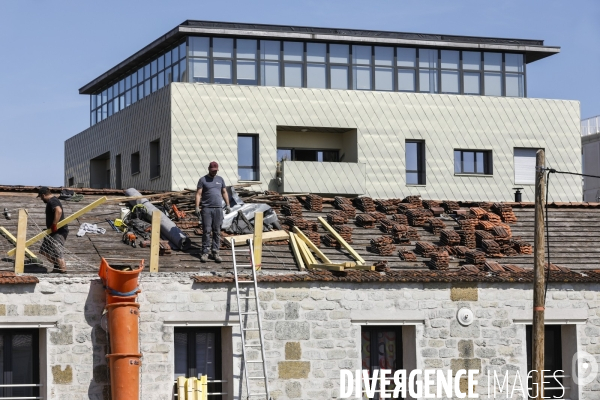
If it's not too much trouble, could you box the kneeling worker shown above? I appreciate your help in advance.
[195,162,231,263]
[37,187,69,273]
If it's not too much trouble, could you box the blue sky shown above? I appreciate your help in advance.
[0,0,598,186]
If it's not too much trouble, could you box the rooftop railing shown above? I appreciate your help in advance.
[582,115,600,136]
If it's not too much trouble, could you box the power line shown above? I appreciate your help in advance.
[545,169,600,179]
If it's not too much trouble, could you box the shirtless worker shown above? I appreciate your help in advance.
[195,162,231,263]
[37,187,69,273]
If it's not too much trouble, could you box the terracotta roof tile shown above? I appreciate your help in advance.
[0,272,38,284]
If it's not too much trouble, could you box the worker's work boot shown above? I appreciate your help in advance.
[200,253,209,263]
[212,251,223,263]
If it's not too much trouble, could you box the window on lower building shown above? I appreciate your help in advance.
[238,134,259,181]
[131,152,140,175]
[405,140,425,185]
[526,325,564,399]
[174,327,222,396]
[277,148,339,162]
[454,150,492,175]
[514,148,539,185]
[0,329,40,398]
[361,326,403,399]
[150,140,160,179]
[68,177,74,187]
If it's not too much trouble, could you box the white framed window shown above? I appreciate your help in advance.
[514,148,539,185]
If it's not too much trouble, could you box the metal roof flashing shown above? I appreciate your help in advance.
[79,20,560,95]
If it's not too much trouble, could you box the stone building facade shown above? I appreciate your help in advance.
[4,273,598,400]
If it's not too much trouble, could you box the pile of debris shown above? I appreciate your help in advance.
[370,236,396,255]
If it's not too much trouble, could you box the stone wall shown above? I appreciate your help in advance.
[0,275,598,399]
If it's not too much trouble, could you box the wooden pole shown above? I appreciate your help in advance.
[253,212,263,270]
[14,209,27,274]
[149,210,161,273]
[533,149,546,400]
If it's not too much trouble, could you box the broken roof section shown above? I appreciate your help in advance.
[0,187,598,283]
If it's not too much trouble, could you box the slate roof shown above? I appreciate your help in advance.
[0,190,599,283]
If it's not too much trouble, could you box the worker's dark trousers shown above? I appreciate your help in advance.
[201,207,223,254]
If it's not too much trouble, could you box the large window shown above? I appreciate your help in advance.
[362,326,403,399]
[174,327,222,397]
[238,135,259,181]
[277,148,338,162]
[454,150,492,175]
[405,140,425,185]
[0,330,40,398]
[526,325,564,399]
[91,40,186,125]
[131,151,140,175]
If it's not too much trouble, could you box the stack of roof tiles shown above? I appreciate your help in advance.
[356,214,376,228]
[492,203,518,223]
[367,211,388,222]
[282,202,303,217]
[334,196,352,207]
[453,246,470,259]
[428,251,450,270]
[481,239,503,257]
[406,209,433,226]
[457,219,477,248]
[337,204,356,219]
[353,197,376,212]
[380,218,398,234]
[442,201,460,212]
[305,195,323,212]
[422,200,441,209]
[513,240,533,254]
[484,260,505,273]
[465,250,486,266]
[492,226,514,254]
[327,211,348,225]
[375,199,401,214]
[397,203,419,214]
[392,214,408,225]
[478,220,496,231]
[475,230,495,247]
[322,234,339,248]
[399,249,417,261]
[333,224,353,243]
[415,241,438,257]
[306,231,321,247]
[440,229,461,246]
[470,207,487,219]
[427,218,446,235]
[392,225,420,243]
[482,212,502,224]
[283,217,318,232]
[403,195,423,207]
[370,236,396,255]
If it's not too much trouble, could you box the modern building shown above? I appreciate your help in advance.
[582,115,600,201]
[65,20,582,201]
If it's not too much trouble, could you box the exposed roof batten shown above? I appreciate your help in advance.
[79,20,560,95]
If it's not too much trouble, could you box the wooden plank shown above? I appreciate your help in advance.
[7,196,108,257]
[149,210,161,273]
[346,264,376,271]
[14,209,27,274]
[288,232,305,271]
[0,227,37,260]
[317,216,366,265]
[253,212,263,270]
[307,263,344,271]
[296,236,317,266]
[293,226,332,264]
[224,230,288,246]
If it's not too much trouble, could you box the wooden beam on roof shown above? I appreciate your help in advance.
[253,212,263,270]
[14,210,27,274]
[296,236,316,266]
[317,216,366,265]
[149,210,161,273]
[307,263,344,272]
[288,232,305,271]
[293,226,332,264]
[7,197,108,257]
[0,227,37,261]
[224,230,288,246]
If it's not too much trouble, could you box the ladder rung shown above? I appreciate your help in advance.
[240,312,257,315]
[245,344,262,347]
[237,281,254,284]
[247,360,264,363]
[235,264,253,267]
[243,328,260,331]
[247,377,266,380]
[238,296,255,299]
[248,393,267,396]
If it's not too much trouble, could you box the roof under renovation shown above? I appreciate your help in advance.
[0,186,598,283]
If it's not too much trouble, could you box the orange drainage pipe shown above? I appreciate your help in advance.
[105,289,141,305]
[107,303,140,354]
[99,257,145,295]
[106,353,142,400]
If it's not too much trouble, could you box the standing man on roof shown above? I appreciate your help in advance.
[37,187,69,273]
[195,161,231,263]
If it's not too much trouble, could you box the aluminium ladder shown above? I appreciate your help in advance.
[231,239,271,400]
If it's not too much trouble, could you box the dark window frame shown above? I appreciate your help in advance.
[454,149,493,175]
[0,329,40,398]
[131,151,141,175]
[405,140,426,185]
[174,327,222,397]
[361,326,404,400]
[277,147,339,162]
[238,134,260,181]
[149,140,160,179]
[526,325,563,399]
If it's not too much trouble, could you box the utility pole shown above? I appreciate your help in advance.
[532,149,546,400]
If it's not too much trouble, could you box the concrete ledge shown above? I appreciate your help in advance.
[511,308,588,324]
[162,311,239,326]
[0,316,58,328]
[350,310,425,325]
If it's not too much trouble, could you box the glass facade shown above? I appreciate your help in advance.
[89,35,527,126]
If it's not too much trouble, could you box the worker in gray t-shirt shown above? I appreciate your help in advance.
[195,161,231,263]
